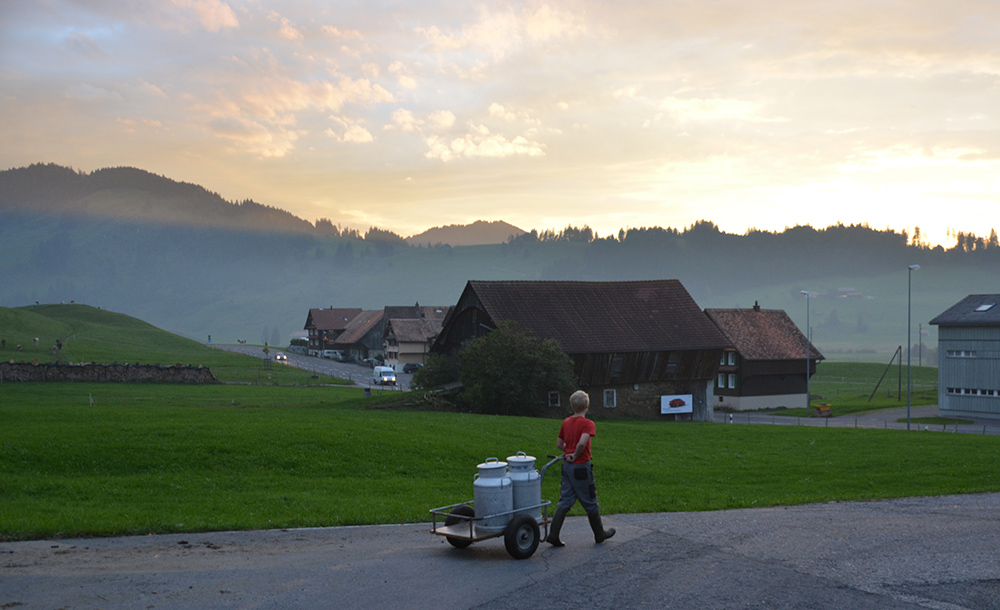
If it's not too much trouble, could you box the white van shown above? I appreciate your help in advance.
[373,366,396,386]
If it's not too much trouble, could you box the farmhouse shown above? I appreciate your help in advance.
[705,303,824,411]
[303,308,362,356]
[929,294,1000,420]
[431,280,732,420]
[330,310,385,363]
[383,305,450,370]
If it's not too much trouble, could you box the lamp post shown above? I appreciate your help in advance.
[800,290,811,412]
[907,265,920,430]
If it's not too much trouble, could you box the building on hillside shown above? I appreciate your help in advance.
[303,308,362,356]
[384,306,451,370]
[431,280,731,420]
[929,294,1000,420]
[331,310,385,363]
[705,303,824,411]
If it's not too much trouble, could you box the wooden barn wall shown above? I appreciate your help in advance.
[572,349,722,386]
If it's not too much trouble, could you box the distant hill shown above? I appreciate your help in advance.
[0,163,314,234]
[407,220,525,246]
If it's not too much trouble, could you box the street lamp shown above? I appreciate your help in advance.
[800,290,812,412]
[907,264,920,430]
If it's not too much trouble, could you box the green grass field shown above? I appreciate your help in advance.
[763,361,940,417]
[2,303,998,543]
[2,382,999,541]
[1,304,346,385]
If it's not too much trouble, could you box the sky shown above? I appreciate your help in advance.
[2,1,999,246]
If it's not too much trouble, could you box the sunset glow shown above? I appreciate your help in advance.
[3,1,999,246]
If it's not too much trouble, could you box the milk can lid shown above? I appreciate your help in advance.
[476,457,508,470]
[506,451,535,464]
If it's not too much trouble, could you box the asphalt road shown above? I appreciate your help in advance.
[211,343,413,391]
[3,493,999,609]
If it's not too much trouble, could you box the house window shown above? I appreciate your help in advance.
[604,389,617,408]
[720,353,726,366]
[949,387,999,398]
[548,391,561,407]
[717,373,726,388]
[727,352,737,366]
[728,374,737,389]
[947,350,977,358]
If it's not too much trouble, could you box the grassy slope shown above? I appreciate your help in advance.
[0,304,347,385]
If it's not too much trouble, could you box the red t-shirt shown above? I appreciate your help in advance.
[559,416,596,463]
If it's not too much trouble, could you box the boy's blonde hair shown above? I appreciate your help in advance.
[569,390,590,413]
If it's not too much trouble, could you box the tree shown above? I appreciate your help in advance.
[456,321,577,417]
[411,355,460,390]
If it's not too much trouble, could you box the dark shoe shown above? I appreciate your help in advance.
[588,511,616,543]
[546,507,568,546]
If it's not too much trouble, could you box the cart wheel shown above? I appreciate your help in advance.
[504,514,540,559]
[444,504,475,548]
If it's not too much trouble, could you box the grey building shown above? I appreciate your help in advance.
[929,294,1000,420]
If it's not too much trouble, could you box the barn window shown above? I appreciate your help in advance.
[604,389,617,408]
[609,355,624,379]
[548,391,561,407]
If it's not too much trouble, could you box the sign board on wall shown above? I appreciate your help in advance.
[660,394,693,415]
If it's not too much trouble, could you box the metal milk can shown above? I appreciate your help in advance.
[506,451,542,520]
[473,457,512,533]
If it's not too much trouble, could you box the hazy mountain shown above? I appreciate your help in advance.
[0,163,315,234]
[407,220,525,246]
[2,162,998,364]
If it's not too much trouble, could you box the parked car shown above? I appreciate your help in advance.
[362,358,379,368]
[373,366,396,386]
[275,352,287,361]
[402,362,423,374]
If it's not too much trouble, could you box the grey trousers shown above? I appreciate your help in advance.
[557,460,599,513]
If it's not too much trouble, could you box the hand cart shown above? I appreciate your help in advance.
[429,455,563,560]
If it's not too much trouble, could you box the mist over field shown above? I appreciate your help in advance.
[2,163,998,362]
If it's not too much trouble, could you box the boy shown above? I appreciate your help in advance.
[546,390,616,546]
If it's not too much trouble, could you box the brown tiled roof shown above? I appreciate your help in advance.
[469,280,731,353]
[930,294,1000,326]
[333,310,383,345]
[704,308,823,361]
[390,318,443,343]
[305,308,362,331]
[384,304,451,320]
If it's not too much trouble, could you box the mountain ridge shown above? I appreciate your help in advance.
[2,162,998,363]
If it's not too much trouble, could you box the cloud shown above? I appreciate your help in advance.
[65,83,123,102]
[268,10,303,42]
[388,61,418,90]
[415,4,586,62]
[321,26,364,41]
[64,32,106,59]
[208,115,300,157]
[240,76,394,121]
[657,96,779,124]
[172,0,238,32]
[427,110,456,129]
[326,117,374,143]
[424,122,544,161]
[388,108,422,132]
